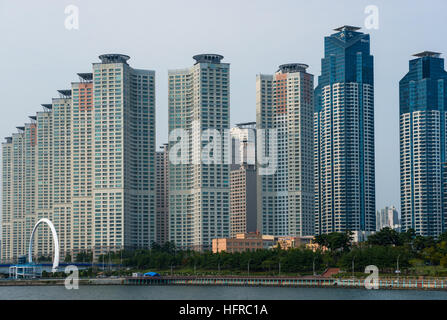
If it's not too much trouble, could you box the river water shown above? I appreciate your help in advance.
[0,285,446,300]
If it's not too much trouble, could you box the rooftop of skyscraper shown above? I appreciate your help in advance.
[413,51,442,58]
[277,63,309,73]
[98,54,130,64]
[193,54,224,64]
[333,25,361,32]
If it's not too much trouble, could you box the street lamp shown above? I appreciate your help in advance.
[247,259,251,277]
[102,253,105,271]
[120,249,123,277]
[108,248,112,272]
[396,254,401,278]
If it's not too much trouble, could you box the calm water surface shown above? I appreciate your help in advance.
[0,285,446,300]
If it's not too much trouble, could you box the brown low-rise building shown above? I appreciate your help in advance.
[212,232,275,253]
[212,233,325,253]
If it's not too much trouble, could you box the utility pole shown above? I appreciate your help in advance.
[247,260,250,277]
[313,257,316,276]
[108,247,111,272]
[279,262,281,276]
[352,256,356,279]
[120,249,123,277]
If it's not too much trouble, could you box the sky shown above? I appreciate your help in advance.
[0,0,446,213]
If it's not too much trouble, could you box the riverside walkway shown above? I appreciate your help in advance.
[1,275,446,290]
[124,275,447,290]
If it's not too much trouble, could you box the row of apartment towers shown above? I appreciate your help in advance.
[2,25,447,262]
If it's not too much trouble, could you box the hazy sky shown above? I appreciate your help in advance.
[0,0,446,212]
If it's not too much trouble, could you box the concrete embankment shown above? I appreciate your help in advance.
[124,276,447,290]
[0,278,124,286]
[1,276,446,290]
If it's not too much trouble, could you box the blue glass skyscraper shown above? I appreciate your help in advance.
[314,26,376,237]
[400,51,447,237]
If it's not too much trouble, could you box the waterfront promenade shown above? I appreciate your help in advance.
[2,276,447,290]
[124,276,447,290]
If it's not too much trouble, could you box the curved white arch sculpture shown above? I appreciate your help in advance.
[28,218,60,272]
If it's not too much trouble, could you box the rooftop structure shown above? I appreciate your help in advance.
[57,89,72,97]
[98,53,130,64]
[413,51,441,58]
[77,72,93,81]
[333,25,361,32]
[235,121,256,128]
[277,63,309,73]
[193,54,224,64]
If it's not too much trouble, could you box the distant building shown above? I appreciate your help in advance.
[376,206,400,231]
[351,231,374,243]
[229,122,257,238]
[230,165,257,237]
[156,144,169,245]
[230,122,256,168]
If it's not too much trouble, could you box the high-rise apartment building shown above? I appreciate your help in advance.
[23,121,37,259]
[156,144,169,245]
[52,91,72,259]
[229,122,257,237]
[1,133,25,261]
[2,116,39,262]
[168,54,230,250]
[35,105,54,258]
[230,164,257,237]
[314,26,376,235]
[70,73,94,257]
[400,51,447,237]
[256,63,314,237]
[1,54,156,262]
[1,137,13,262]
[92,54,156,255]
